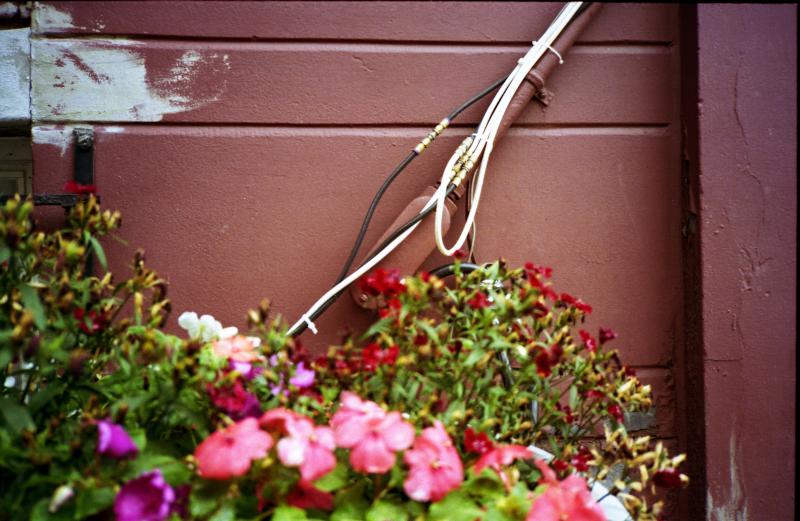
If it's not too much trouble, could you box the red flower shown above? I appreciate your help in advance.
[286,480,334,511]
[74,308,105,335]
[584,389,604,400]
[206,379,261,420]
[607,404,624,423]
[571,446,592,473]
[361,343,399,372]
[559,293,592,314]
[524,262,553,281]
[468,292,491,309]
[623,366,637,378]
[194,418,273,479]
[578,330,597,352]
[64,180,97,195]
[535,343,564,377]
[358,268,405,297]
[652,469,683,489]
[464,428,494,455]
[552,459,569,472]
[599,327,617,343]
[556,403,575,424]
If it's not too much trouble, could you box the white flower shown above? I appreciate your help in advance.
[178,311,237,342]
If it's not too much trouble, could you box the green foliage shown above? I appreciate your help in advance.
[0,195,687,521]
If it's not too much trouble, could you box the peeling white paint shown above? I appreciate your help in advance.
[0,2,20,17]
[0,27,31,123]
[31,3,75,33]
[707,433,749,521]
[31,39,229,122]
[31,124,80,156]
[102,126,125,133]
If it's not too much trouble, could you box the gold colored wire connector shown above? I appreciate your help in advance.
[413,118,451,154]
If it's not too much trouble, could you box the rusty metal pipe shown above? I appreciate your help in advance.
[351,3,602,307]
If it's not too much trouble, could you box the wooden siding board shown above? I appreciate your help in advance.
[34,2,677,44]
[31,40,674,124]
[32,127,681,369]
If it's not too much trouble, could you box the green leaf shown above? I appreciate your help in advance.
[273,505,308,521]
[429,491,484,521]
[75,487,115,518]
[366,500,408,521]
[569,386,578,411]
[19,283,46,330]
[0,244,10,264]
[209,503,237,521]
[332,484,369,521]
[361,317,392,340]
[314,462,348,492]
[29,498,73,521]
[88,236,107,270]
[464,348,486,367]
[28,382,67,414]
[0,397,34,434]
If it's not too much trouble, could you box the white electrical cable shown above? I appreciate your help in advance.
[287,181,451,335]
[433,2,582,257]
[288,2,583,335]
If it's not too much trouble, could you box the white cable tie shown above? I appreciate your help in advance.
[301,314,318,335]
[531,40,564,64]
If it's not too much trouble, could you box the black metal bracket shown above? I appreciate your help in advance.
[1,128,96,208]
[73,128,94,186]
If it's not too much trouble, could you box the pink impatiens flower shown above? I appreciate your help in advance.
[194,418,273,479]
[331,392,414,474]
[473,444,533,487]
[403,421,464,502]
[260,408,336,481]
[527,459,605,521]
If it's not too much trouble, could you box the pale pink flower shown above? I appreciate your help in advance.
[261,408,336,481]
[212,335,262,363]
[331,392,414,474]
[526,459,605,521]
[473,444,533,487]
[403,421,464,502]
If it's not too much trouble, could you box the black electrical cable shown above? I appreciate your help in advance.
[333,74,509,285]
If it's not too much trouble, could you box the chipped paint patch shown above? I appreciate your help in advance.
[102,126,125,133]
[31,2,74,33]
[707,433,748,521]
[31,39,229,122]
[0,27,31,123]
[32,124,81,156]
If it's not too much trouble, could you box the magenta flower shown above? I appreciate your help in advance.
[96,420,138,459]
[403,421,464,502]
[229,359,262,380]
[114,469,175,521]
[331,392,414,474]
[289,362,315,389]
[262,408,336,481]
[526,460,605,521]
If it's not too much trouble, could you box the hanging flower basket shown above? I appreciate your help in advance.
[0,196,687,520]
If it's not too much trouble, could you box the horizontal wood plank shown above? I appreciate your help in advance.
[32,39,675,124]
[32,126,681,367]
[34,2,677,44]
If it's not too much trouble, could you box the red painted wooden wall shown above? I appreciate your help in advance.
[27,4,796,520]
